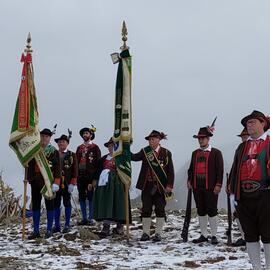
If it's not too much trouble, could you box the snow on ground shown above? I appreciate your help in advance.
[0,209,257,270]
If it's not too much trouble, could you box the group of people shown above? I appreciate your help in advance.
[26,109,270,270]
[187,110,270,270]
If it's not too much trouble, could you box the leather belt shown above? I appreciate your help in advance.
[241,181,261,193]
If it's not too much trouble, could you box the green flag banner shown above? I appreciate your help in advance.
[9,50,54,199]
[112,49,132,186]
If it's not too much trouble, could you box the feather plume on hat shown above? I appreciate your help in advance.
[68,129,72,139]
[52,124,57,135]
[206,116,217,135]
[89,124,96,133]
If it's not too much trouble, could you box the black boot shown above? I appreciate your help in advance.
[100,223,110,237]
[112,223,124,235]
[52,226,61,233]
[62,226,71,234]
[192,235,208,244]
[140,233,150,241]
[78,219,88,226]
[45,230,53,239]
[211,236,218,245]
[28,232,41,240]
[152,233,161,242]
[232,238,246,247]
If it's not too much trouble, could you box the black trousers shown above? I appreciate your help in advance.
[30,181,54,211]
[193,188,218,217]
[77,175,93,202]
[141,182,166,218]
[54,187,71,208]
[238,190,270,243]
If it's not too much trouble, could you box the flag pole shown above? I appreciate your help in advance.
[22,33,32,241]
[121,21,130,243]
[22,166,28,240]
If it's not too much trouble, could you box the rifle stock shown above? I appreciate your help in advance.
[181,187,192,242]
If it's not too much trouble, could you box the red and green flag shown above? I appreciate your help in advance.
[9,39,54,199]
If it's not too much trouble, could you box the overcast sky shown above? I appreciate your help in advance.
[1,0,270,195]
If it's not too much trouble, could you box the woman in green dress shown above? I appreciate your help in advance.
[93,138,131,236]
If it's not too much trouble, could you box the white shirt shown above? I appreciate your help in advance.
[200,144,212,152]
[247,132,267,141]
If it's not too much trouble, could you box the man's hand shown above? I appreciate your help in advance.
[52,183,59,193]
[68,184,75,193]
[88,183,93,191]
[187,181,192,189]
[92,180,97,188]
[213,185,221,195]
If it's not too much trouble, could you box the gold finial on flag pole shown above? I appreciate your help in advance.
[121,21,128,50]
[25,32,33,54]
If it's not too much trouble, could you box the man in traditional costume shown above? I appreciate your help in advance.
[93,138,131,236]
[228,128,249,247]
[230,110,270,270]
[76,126,101,225]
[28,128,61,239]
[53,133,78,233]
[131,130,174,242]
[187,124,224,245]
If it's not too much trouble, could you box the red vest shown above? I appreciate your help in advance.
[194,150,210,189]
[240,139,268,182]
[104,157,115,171]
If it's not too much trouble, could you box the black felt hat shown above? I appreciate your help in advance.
[145,130,167,140]
[193,127,213,138]
[104,137,114,147]
[79,126,96,140]
[55,134,70,143]
[40,128,53,136]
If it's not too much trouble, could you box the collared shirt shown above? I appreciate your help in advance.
[153,145,161,155]
[200,144,212,152]
[247,132,267,141]
[84,140,93,145]
[59,148,68,158]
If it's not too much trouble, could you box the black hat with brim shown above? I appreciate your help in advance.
[104,137,114,147]
[241,110,270,131]
[79,127,95,140]
[193,127,213,138]
[40,128,53,136]
[55,134,70,144]
[145,130,166,140]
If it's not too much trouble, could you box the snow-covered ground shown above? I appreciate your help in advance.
[0,209,257,269]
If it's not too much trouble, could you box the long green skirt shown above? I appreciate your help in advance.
[93,171,132,223]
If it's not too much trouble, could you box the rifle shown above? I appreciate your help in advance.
[226,173,232,245]
[181,187,192,242]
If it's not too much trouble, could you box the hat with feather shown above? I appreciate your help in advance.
[55,129,72,143]
[193,117,217,138]
[79,125,96,140]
